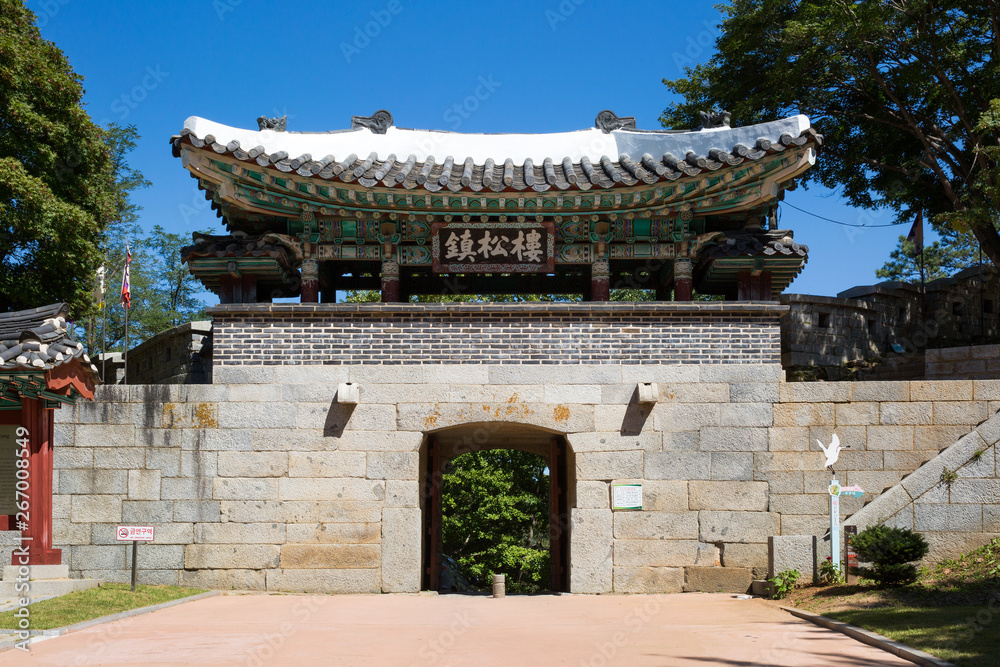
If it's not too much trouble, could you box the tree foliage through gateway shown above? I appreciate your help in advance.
[441,450,550,594]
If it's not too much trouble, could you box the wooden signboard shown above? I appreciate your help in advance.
[844,525,858,584]
[0,426,18,516]
[431,221,555,273]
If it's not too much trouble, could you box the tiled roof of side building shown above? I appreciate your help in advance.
[0,303,100,380]
[171,110,822,194]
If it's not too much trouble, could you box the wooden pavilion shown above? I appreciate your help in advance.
[173,110,820,302]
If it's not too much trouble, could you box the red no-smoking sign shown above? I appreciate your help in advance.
[116,525,155,541]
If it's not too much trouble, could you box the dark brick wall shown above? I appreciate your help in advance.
[207,303,786,366]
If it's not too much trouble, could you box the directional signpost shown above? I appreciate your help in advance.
[116,526,154,591]
[829,481,841,569]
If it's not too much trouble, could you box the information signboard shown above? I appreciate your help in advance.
[0,426,19,516]
[612,484,642,510]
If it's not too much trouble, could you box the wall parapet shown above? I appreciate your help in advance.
[208,302,787,367]
[780,265,1000,377]
[97,321,212,385]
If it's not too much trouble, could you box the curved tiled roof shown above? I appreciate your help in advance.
[708,232,809,259]
[171,113,821,194]
[181,231,303,265]
[180,232,303,295]
[0,303,99,379]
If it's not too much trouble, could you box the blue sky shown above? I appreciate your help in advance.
[32,0,922,299]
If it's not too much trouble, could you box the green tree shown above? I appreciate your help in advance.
[0,1,128,314]
[851,525,929,586]
[876,229,979,283]
[441,450,550,594]
[661,1,1000,268]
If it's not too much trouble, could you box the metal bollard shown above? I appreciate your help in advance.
[492,574,505,598]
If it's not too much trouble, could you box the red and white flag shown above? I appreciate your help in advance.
[120,244,131,309]
[906,210,924,256]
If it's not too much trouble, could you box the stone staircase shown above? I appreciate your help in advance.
[0,534,99,598]
[0,564,99,598]
[768,409,1000,576]
[842,407,1000,560]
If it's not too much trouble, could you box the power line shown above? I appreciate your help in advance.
[781,201,901,228]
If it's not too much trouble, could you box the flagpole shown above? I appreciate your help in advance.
[123,304,129,386]
[120,242,131,387]
[101,265,107,383]
[916,210,925,325]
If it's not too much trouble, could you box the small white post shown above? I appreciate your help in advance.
[829,479,840,570]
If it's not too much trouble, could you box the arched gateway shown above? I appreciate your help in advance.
[164,107,819,594]
[421,424,572,592]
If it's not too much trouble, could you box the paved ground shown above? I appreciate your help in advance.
[0,592,914,666]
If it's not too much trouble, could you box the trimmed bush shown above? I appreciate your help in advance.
[851,526,929,586]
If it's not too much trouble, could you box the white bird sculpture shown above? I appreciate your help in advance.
[816,434,843,470]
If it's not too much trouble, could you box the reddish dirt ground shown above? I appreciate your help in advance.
[0,592,914,666]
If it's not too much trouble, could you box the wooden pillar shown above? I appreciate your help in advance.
[549,438,563,592]
[320,264,337,303]
[381,258,400,303]
[426,438,442,591]
[591,259,610,302]
[15,398,60,565]
[219,274,258,304]
[737,270,772,301]
[300,259,319,303]
[674,257,693,301]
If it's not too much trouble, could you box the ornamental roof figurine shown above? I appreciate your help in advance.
[170,109,822,303]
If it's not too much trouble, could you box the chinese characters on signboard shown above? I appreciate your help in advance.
[0,426,16,515]
[432,222,555,273]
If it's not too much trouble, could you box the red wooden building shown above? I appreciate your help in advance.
[0,304,98,565]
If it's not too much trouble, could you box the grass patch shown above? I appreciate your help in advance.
[0,584,207,630]
[826,605,996,667]
[778,538,1000,667]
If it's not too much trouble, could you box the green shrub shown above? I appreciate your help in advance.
[851,526,929,586]
[768,569,800,599]
[819,557,844,585]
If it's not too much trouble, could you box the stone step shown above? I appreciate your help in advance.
[0,579,98,597]
[3,565,68,581]
[683,566,753,593]
[750,579,772,597]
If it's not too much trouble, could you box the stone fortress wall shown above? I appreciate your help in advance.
[44,302,1000,594]
[780,265,1000,378]
[96,321,212,386]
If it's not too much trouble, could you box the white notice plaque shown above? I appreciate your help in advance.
[613,484,642,510]
[116,526,155,541]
